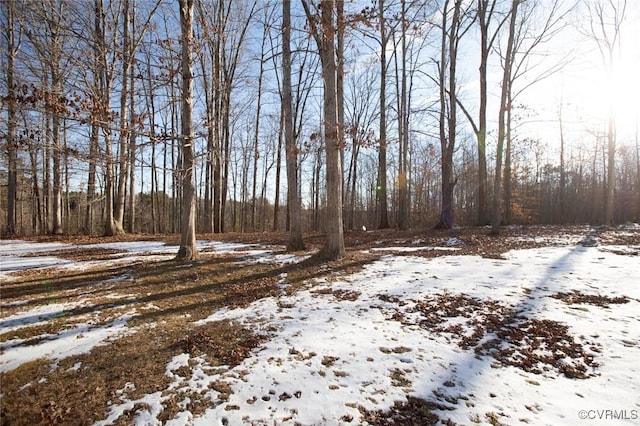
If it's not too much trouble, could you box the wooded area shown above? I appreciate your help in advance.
[1,0,638,254]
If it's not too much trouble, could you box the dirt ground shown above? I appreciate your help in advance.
[1,225,638,425]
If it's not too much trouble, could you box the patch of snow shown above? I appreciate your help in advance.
[370,246,461,252]
[185,245,639,425]
[0,301,91,334]
[94,390,166,426]
[446,237,464,246]
[0,299,29,308]
[0,311,136,373]
[0,240,292,282]
[233,250,311,265]
[0,240,71,256]
[67,362,82,372]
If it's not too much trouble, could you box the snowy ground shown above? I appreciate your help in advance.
[1,228,639,425]
[0,239,287,282]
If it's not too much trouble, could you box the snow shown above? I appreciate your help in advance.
[188,246,639,425]
[370,246,461,252]
[0,240,75,274]
[1,234,639,424]
[0,308,136,373]
[0,239,276,282]
[0,300,90,334]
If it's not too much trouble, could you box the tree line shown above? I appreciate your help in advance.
[1,0,638,260]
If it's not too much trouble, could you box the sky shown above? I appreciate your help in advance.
[502,0,640,153]
[1,227,639,424]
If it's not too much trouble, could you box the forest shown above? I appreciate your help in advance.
[1,2,640,424]
[1,0,639,254]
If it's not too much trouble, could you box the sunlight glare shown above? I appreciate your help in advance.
[585,60,640,128]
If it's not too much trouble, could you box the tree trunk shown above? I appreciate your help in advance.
[558,100,566,223]
[273,113,283,231]
[143,54,158,234]
[103,127,118,236]
[251,12,271,232]
[51,73,63,235]
[377,0,390,229]
[397,0,410,230]
[503,89,513,224]
[301,0,342,254]
[313,0,345,259]
[113,0,130,235]
[176,0,197,261]
[336,0,345,227]
[583,0,625,225]
[27,132,43,235]
[127,11,137,234]
[85,120,99,234]
[312,145,322,231]
[491,0,518,234]
[605,102,616,225]
[90,0,116,237]
[199,49,214,233]
[43,116,51,233]
[349,137,360,230]
[476,0,497,226]
[438,0,462,231]
[4,1,18,236]
[283,0,305,250]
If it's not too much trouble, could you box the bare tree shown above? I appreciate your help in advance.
[111,0,131,236]
[175,0,197,261]
[111,0,161,234]
[395,0,410,230]
[85,114,99,234]
[470,0,507,225]
[268,5,318,234]
[583,0,626,225]
[250,8,270,232]
[22,0,77,234]
[498,0,573,227]
[354,1,395,230]
[302,0,345,259]
[26,123,44,234]
[392,0,433,230]
[88,0,119,237]
[1,0,22,235]
[491,0,519,234]
[558,98,567,222]
[283,0,305,250]
[198,0,257,233]
[344,59,378,230]
[376,0,391,229]
[436,0,473,231]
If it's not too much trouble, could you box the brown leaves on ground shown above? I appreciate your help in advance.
[332,289,361,301]
[359,396,443,425]
[379,292,602,379]
[477,318,600,379]
[175,321,268,366]
[550,290,630,307]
